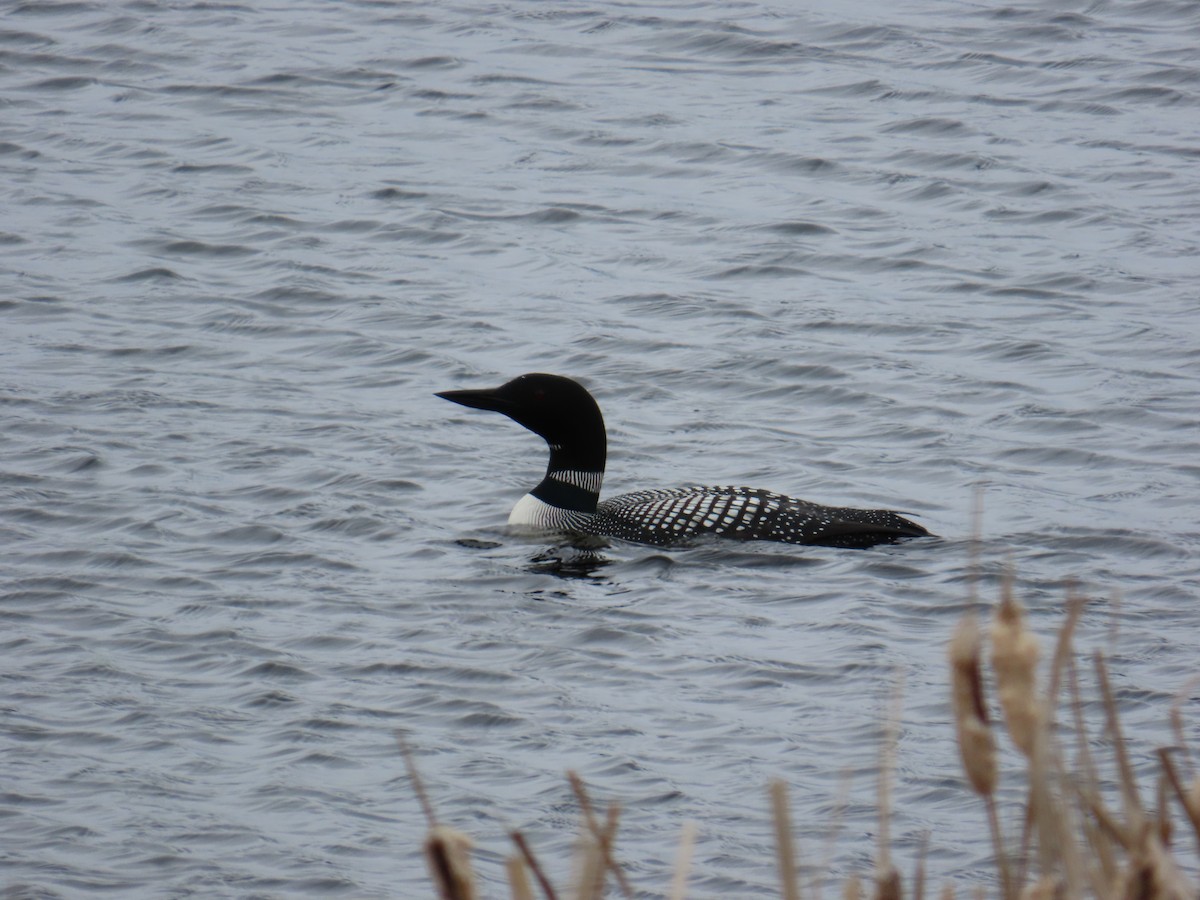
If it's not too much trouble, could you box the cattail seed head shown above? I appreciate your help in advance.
[950,615,997,797]
[991,593,1043,758]
[424,825,476,900]
[875,866,903,900]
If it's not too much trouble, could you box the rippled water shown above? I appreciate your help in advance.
[3,0,1199,896]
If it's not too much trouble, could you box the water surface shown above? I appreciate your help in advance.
[3,0,1199,896]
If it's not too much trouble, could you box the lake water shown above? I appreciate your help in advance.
[2,0,1199,896]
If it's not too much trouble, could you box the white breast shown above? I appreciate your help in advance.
[508,492,559,529]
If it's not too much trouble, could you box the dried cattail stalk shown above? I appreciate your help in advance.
[1095,653,1145,830]
[912,831,929,900]
[667,820,698,900]
[1168,676,1200,770]
[1155,749,1200,860]
[571,829,605,900]
[1120,852,1155,900]
[1045,594,1086,732]
[874,866,902,900]
[398,734,438,828]
[1189,778,1200,835]
[844,873,863,900]
[938,882,954,900]
[991,587,1043,758]
[951,615,1015,900]
[566,772,633,899]
[507,855,536,900]
[1139,830,1196,900]
[968,482,985,606]
[1156,771,1173,846]
[771,778,801,900]
[879,674,904,879]
[510,830,559,900]
[1115,831,1194,900]
[424,824,477,900]
[1011,601,1080,893]
[950,615,997,797]
[1017,875,1061,900]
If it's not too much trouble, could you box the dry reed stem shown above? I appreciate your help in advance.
[1155,749,1200,859]
[1155,770,1172,847]
[424,825,477,900]
[1105,588,1121,658]
[990,582,1053,896]
[950,615,1015,900]
[400,736,478,900]
[667,820,698,900]
[1027,732,1084,900]
[1189,777,1200,857]
[983,796,1014,900]
[815,770,855,900]
[1044,594,1086,732]
[913,831,930,900]
[1168,676,1200,776]
[968,482,985,608]
[566,771,634,899]
[873,868,902,900]
[875,866,902,900]
[1094,653,1145,832]
[397,734,438,828]
[1118,829,1193,900]
[1077,788,1134,853]
[1015,594,1091,894]
[844,873,863,900]
[1016,875,1060,900]
[771,778,801,900]
[1064,636,1121,895]
[874,675,907,900]
[571,830,605,900]
[511,830,559,900]
[939,882,954,900]
[507,855,536,900]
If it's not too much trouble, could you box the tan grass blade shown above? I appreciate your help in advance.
[772,778,801,900]
[507,855,536,900]
[667,820,698,900]
[510,830,559,900]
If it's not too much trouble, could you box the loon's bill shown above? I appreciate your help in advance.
[436,373,929,549]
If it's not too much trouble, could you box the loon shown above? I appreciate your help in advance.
[436,373,929,549]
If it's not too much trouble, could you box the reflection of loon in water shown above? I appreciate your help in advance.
[455,537,611,580]
[527,547,611,579]
[438,373,929,550]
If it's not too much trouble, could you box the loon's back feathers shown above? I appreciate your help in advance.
[593,486,925,548]
[436,373,929,549]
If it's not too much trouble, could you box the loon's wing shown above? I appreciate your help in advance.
[592,486,927,548]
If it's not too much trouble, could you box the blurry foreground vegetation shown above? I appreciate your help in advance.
[409,584,1200,900]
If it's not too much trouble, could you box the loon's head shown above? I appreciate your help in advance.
[436,373,607,472]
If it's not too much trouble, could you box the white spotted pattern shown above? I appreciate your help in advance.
[583,485,926,548]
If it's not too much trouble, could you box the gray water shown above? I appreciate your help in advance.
[3,0,1199,896]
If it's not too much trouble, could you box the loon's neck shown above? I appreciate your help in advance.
[529,443,605,513]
